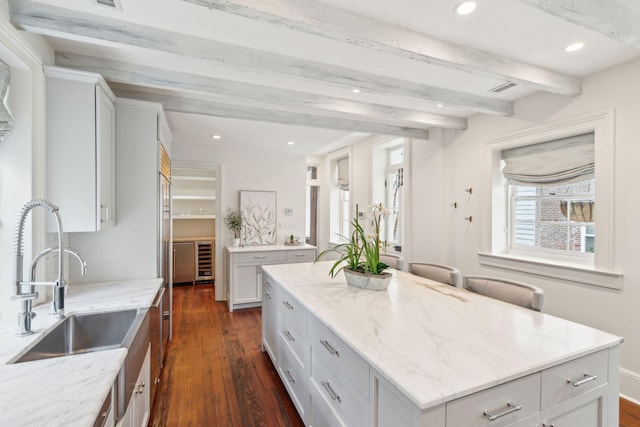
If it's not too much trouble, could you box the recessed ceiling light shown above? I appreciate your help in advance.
[565,42,584,52]
[210,134,221,139]
[437,103,444,108]
[286,141,295,145]
[352,88,361,93]
[455,1,477,15]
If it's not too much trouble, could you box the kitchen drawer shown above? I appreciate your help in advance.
[446,373,541,427]
[309,376,347,427]
[286,249,316,263]
[262,278,279,302]
[280,319,307,368]
[309,314,369,400]
[279,287,308,329]
[541,349,608,409]
[231,250,286,264]
[279,343,307,421]
[310,347,368,427]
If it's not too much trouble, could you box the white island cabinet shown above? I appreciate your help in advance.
[45,66,116,232]
[224,244,316,312]
[261,262,622,427]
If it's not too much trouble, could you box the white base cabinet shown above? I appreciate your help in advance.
[261,268,620,427]
[226,246,316,311]
[116,345,151,427]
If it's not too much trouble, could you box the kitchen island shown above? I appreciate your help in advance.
[262,261,622,426]
[0,278,162,427]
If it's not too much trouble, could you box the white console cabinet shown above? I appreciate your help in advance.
[225,245,316,312]
[45,66,116,232]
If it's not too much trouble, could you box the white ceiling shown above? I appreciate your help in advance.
[9,0,640,154]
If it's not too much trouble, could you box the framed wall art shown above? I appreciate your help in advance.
[240,190,277,245]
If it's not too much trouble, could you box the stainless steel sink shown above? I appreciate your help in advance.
[10,308,150,421]
[11,309,145,363]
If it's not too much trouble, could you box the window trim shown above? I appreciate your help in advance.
[481,109,622,289]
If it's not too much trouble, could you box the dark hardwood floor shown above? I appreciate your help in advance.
[152,284,640,427]
[149,284,303,427]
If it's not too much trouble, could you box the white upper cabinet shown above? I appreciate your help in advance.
[45,66,116,232]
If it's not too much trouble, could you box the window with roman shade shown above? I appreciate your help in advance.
[502,132,596,256]
[336,157,349,191]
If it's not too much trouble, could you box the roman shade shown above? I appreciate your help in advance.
[0,60,15,142]
[502,132,594,186]
[336,157,349,191]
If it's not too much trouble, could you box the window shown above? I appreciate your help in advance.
[329,155,350,243]
[306,166,318,245]
[372,139,404,251]
[481,110,620,289]
[509,179,595,256]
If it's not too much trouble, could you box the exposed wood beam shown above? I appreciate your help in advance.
[182,0,582,96]
[114,89,430,139]
[516,0,640,49]
[55,52,468,130]
[10,0,511,116]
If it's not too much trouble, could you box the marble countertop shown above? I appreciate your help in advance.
[262,261,623,410]
[0,278,162,427]
[173,236,215,242]
[226,243,316,253]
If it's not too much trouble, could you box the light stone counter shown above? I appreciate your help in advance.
[226,243,315,253]
[0,278,162,427]
[262,261,623,410]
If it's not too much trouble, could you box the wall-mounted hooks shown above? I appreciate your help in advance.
[465,187,473,195]
[451,202,458,209]
[464,216,473,223]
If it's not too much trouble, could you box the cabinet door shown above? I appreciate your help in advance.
[96,84,116,229]
[233,264,262,304]
[539,393,604,427]
[262,278,278,362]
[132,347,151,427]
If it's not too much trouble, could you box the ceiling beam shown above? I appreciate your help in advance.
[516,0,640,49]
[55,52,468,130]
[182,0,582,96]
[10,0,511,116]
[112,89,430,139]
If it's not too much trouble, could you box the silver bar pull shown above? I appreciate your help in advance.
[321,381,341,403]
[284,330,295,342]
[483,402,522,421]
[320,339,340,357]
[264,291,272,300]
[284,369,295,383]
[283,301,294,310]
[542,423,555,427]
[263,280,271,289]
[254,255,267,259]
[294,253,306,257]
[568,373,597,387]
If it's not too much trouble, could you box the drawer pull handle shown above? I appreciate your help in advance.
[285,369,295,384]
[320,339,340,357]
[263,280,271,288]
[284,330,295,341]
[568,373,598,387]
[283,301,294,310]
[294,253,306,257]
[542,423,555,427]
[254,255,267,259]
[264,291,272,300]
[321,380,341,403]
[483,402,522,421]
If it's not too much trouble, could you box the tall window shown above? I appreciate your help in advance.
[372,139,404,251]
[306,166,318,245]
[328,156,350,242]
[503,132,595,260]
[384,147,403,247]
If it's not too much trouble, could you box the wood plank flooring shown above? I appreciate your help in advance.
[152,284,640,427]
[148,284,303,427]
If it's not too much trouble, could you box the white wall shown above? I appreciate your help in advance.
[437,58,640,401]
[0,7,48,323]
[172,137,308,300]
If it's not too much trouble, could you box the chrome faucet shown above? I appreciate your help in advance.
[12,199,83,335]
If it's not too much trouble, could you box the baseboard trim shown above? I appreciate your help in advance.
[620,367,640,403]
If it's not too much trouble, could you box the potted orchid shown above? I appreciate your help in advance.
[316,203,392,290]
